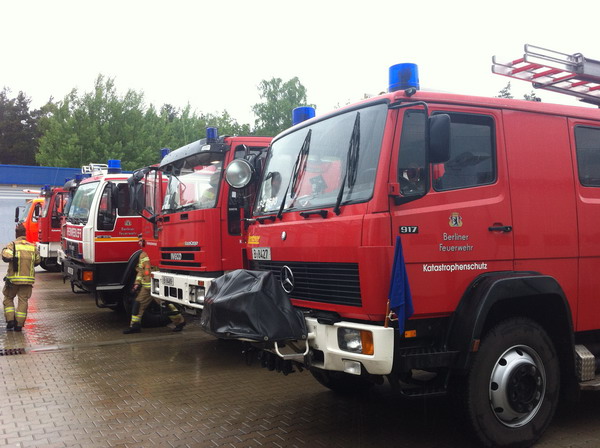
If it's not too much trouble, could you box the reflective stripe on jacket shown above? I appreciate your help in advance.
[2,237,40,285]
[135,251,152,288]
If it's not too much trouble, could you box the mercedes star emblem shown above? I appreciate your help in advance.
[281,231,287,241]
[280,265,295,293]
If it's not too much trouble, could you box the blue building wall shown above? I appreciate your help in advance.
[0,164,85,186]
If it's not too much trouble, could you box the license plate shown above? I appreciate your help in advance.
[67,267,74,275]
[162,276,174,286]
[252,247,271,260]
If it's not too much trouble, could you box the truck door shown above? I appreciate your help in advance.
[390,107,514,316]
[569,119,600,331]
[502,112,578,324]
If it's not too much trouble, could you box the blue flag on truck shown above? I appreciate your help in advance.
[388,236,414,332]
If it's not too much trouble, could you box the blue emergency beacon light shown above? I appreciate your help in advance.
[389,63,420,92]
[107,159,122,174]
[206,127,218,143]
[292,106,316,126]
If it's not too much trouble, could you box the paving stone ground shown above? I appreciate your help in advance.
[1,265,600,447]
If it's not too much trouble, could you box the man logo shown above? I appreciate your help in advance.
[280,265,295,293]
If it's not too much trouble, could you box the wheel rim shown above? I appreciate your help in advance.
[489,344,546,428]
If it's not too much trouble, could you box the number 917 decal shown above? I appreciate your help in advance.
[399,226,419,234]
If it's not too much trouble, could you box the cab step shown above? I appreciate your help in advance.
[579,376,600,391]
[399,386,447,398]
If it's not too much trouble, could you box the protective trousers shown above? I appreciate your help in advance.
[129,287,184,327]
[3,283,32,326]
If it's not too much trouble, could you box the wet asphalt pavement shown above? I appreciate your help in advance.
[1,264,600,447]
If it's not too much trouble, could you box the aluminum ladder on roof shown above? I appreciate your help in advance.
[492,44,600,106]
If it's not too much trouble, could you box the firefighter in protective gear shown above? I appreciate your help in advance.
[123,235,186,334]
[2,223,41,331]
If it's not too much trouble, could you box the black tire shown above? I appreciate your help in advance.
[98,291,125,312]
[459,317,559,448]
[310,367,373,394]
[122,290,170,328]
[40,258,61,272]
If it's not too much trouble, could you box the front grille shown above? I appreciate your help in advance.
[161,261,202,267]
[160,248,201,268]
[161,247,200,252]
[250,261,361,307]
[161,253,195,261]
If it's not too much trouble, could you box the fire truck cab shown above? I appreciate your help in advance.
[130,129,271,311]
[15,196,44,244]
[62,161,144,311]
[213,55,600,447]
[36,185,69,271]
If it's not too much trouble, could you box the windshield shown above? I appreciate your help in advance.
[19,201,33,223]
[41,198,52,218]
[162,153,225,213]
[255,103,387,215]
[67,182,99,224]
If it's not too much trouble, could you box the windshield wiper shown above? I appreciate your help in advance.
[277,129,312,220]
[333,112,360,215]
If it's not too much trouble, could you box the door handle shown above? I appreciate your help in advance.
[488,225,512,233]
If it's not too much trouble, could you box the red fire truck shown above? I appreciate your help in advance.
[62,161,149,313]
[211,45,600,447]
[130,129,271,311]
[15,196,44,244]
[36,185,69,271]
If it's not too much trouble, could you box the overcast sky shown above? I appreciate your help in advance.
[3,0,600,127]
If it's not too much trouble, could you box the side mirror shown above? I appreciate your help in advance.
[429,114,451,164]
[33,204,42,221]
[225,159,254,189]
[130,182,144,213]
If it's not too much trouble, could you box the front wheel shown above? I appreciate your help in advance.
[460,317,559,448]
[122,290,170,328]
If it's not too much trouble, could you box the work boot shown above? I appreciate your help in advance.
[123,326,141,334]
[14,326,22,332]
[173,322,186,332]
[6,320,15,330]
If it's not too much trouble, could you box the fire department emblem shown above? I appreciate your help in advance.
[449,212,463,228]
[124,220,132,226]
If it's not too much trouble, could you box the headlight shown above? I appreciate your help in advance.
[188,285,206,303]
[337,328,374,355]
[225,159,254,189]
[152,278,160,295]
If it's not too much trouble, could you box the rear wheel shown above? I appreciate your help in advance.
[310,367,373,394]
[459,317,559,447]
[122,289,170,328]
[40,258,60,272]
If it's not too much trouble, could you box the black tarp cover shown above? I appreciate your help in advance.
[200,269,308,342]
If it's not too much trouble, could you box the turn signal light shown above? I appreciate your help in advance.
[82,271,94,282]
[360,331,374,356]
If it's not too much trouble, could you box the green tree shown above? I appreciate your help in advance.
[0,88,39,165]
[523,90,542,102]
[37,75,252,170]
[252,77,313,136]
[37,76,150,169]
[497,82,514,99]
[496,82,542,102]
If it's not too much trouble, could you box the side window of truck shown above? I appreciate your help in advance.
[432,113,496,191]
[116,183,135,216]
[97,186,116,230]
[575,126,600,187]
